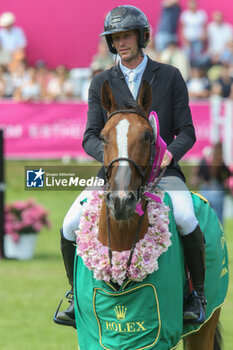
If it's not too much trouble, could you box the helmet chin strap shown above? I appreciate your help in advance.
[139,48,144,57]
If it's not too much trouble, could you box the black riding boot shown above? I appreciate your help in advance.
[55,229,76,327]
[181,225,206,324]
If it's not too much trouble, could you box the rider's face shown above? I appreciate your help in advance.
[112,31,140,66]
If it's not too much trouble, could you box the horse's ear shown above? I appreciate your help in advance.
[101,80,117,114]
[138,80,152,115]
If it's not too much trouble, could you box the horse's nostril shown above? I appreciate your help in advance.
[105,190,137,220]
[126,192,137,208]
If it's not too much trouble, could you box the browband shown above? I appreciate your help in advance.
[107,109,149,124]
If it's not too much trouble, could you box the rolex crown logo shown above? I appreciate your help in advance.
[114,305,127,320]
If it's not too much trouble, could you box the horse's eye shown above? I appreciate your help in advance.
[143,131,153,143]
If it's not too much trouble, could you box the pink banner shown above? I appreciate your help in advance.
[183,102,211,160]
[0,102,89,158]
[0,101,213,160]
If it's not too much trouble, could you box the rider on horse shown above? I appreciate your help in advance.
[54,5,206,328]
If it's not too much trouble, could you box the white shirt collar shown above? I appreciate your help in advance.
[119,55,148,77]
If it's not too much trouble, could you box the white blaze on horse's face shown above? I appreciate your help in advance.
[115,118,131,196]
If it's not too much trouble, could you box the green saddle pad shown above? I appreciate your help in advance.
[74,192,229,350]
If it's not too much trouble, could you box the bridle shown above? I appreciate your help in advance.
[103,108,163,274]
[104,109,154,196]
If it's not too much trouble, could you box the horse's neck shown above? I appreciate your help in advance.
[98,200,149,252]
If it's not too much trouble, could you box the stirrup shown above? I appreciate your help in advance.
[183,291,206,324]
[53,290,76,329]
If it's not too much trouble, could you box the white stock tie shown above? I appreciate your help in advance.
[128,70,137,99]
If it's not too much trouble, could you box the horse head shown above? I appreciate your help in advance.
[101,80,153,221]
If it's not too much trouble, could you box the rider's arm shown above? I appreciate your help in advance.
[167,69,196,164]
[82,77,105,163]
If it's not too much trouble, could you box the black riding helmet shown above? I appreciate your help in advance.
[100,5,150,54]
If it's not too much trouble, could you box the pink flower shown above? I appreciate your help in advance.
[143,252,151,263]
[76,189,172,284]
[4,199,51,238]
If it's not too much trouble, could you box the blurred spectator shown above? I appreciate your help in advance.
[10,60,28,91]
[14,67,41,102]
[228,62,233,78]
[180,0,208,65]
[69,67,91,99]
[187,65,211,99]
[154,0,181,52]
[35,60,53,99]
[207,11,233,65]
[46,65,74,101]
[0,12,27,71]
[0,64,14,98]
[144,32,159,61]
[207,64,223,83]
[159,39,190,81]
[0,65,5,97]
[191,143,232,225]
[220,39,233,65]
[211,64,233,99]
[81,64,103,102]
[90,38,114,71]
[69,39,112,101]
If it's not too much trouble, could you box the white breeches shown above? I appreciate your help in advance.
[159,176,198,235]
[63,190,92,241]
[63,176,198,241]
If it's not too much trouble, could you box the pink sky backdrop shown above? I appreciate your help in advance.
[0,0,232,68]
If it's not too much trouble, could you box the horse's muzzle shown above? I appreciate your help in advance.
[105,191,137,220]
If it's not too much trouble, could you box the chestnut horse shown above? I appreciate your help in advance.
[99,80,222,350]
[74,80,226,350]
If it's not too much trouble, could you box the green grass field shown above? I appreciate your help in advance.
[0,160,232,350]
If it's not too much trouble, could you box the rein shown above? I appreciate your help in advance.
[106,200,148,273]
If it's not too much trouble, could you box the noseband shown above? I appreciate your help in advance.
[104,109,154,193]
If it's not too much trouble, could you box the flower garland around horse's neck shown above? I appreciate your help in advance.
[75,189,172,286]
